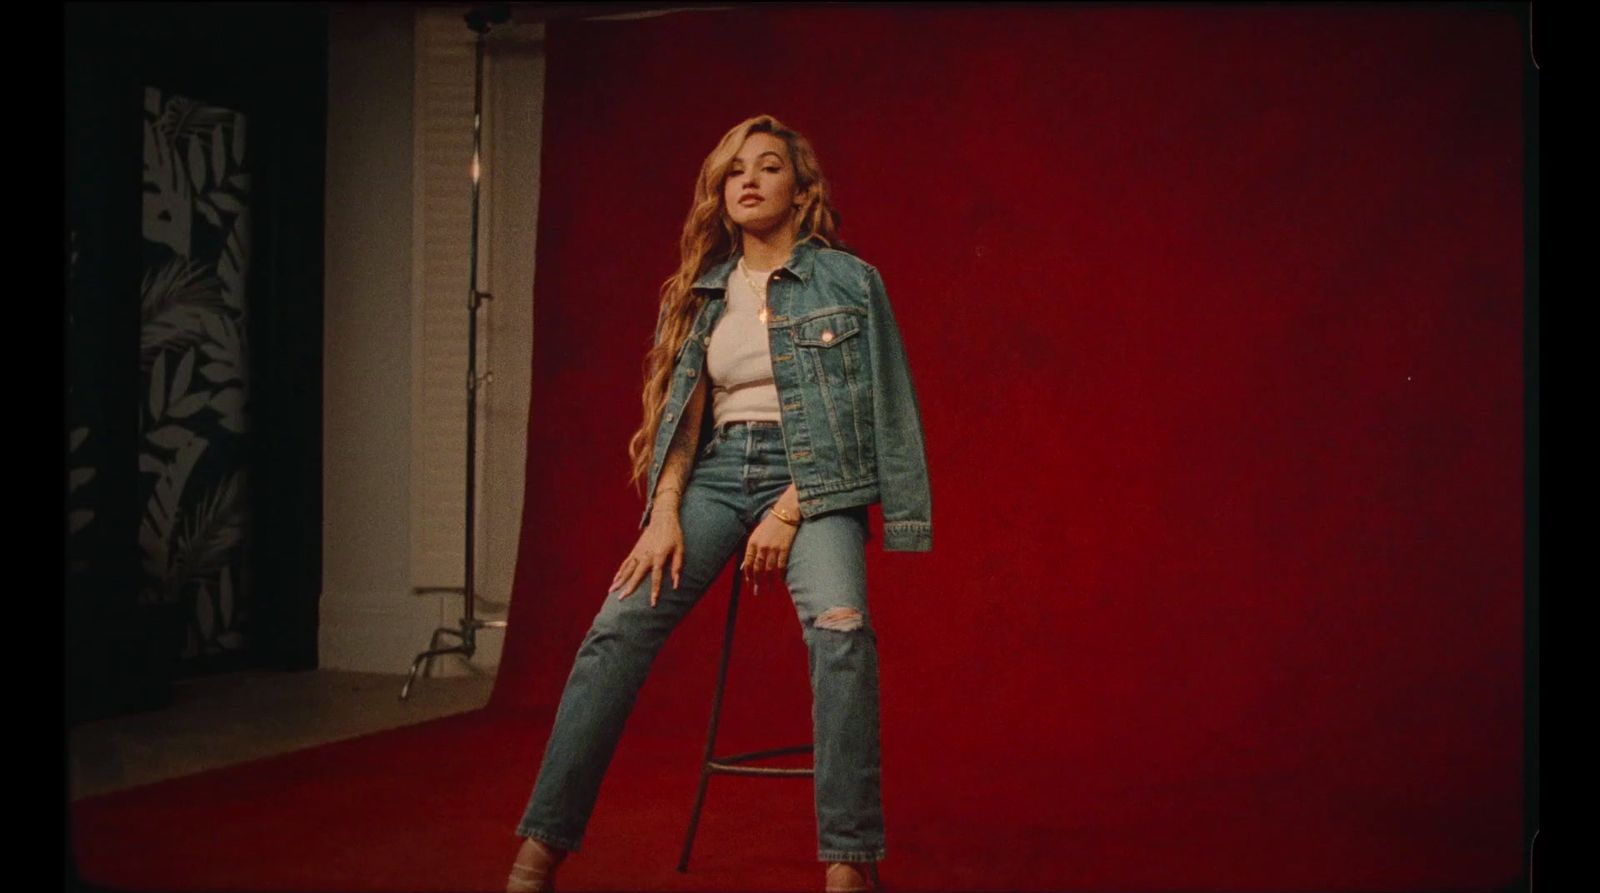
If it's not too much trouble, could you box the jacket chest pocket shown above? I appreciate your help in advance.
[793,308,866,389]
[791,307,872,479]
[675,325,707,360]
[659,337,705,436]
[673,331,706,384]
[672,300,714,366]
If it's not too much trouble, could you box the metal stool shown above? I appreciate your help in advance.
[677,533,813,872]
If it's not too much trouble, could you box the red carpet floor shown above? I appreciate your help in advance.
[69,698,1521,891]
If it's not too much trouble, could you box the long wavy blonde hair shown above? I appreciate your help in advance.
[627,114,848,496]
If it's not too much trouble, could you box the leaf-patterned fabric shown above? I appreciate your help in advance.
[139,87,252,662]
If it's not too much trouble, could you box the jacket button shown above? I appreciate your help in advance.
[821,330,834,343]
[665,412,674,421]
[688,368,697,378]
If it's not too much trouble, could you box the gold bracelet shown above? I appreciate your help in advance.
[768,505,799,526]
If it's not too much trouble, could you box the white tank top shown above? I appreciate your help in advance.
[706,258,782,427]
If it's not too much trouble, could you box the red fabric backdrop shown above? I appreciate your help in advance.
[491,3,1525,887]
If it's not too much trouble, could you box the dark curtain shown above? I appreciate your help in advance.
[64,1,326,725]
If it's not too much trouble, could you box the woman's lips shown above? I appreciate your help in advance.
[739,195,763,205]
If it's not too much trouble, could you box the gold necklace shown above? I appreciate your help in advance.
[738,257,773,323]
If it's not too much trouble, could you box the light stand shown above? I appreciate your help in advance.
[401,3,511,700]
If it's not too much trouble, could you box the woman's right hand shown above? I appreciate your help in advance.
[609,511,685,608]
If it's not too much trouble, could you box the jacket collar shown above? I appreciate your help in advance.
[692,235,823,293]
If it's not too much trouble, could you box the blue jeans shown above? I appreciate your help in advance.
[515,420,886,863]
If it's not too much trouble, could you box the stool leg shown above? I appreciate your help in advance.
[678,554,744,872]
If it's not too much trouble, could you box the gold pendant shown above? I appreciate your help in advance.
[758,305,769,324]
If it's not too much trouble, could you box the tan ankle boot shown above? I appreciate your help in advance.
[824,861,879,892]
[507,837,565,893]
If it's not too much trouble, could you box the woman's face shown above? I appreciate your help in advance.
[723,132,801,238]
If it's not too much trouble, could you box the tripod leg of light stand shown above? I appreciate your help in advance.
[401,634,468,701]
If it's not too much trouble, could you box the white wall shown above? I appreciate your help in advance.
[321,4,544,677]
[322,4,423,672]
[477,27,544,664]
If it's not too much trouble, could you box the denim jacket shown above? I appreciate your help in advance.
[638,237,932,552]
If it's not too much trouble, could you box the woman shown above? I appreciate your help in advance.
[507,114,932,893]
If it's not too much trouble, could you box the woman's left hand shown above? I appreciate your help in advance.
[742,509,799,595]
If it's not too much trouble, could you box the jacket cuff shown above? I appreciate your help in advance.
[882,520,932,552]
